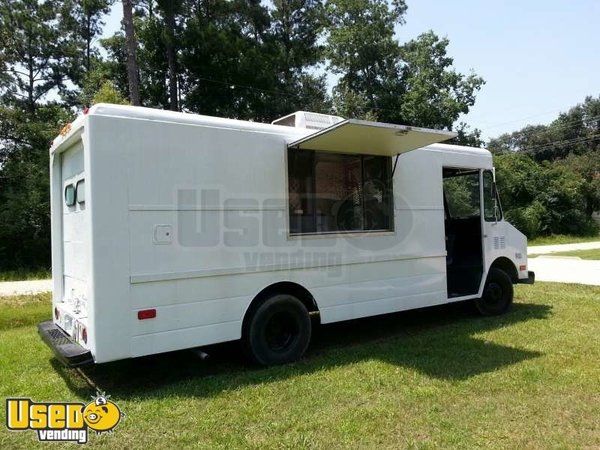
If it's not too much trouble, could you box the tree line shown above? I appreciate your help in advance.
[490,96,600,238]
[0,0,597,271]
[0,0,484,270]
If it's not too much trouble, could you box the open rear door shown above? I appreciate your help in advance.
[287,119,457,156]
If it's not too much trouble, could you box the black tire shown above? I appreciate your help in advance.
[474,268,514,316]
[242,294,311,366]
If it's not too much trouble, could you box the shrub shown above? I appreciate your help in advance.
[494,152,598,238]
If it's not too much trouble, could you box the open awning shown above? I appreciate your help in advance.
[287,119,457,156]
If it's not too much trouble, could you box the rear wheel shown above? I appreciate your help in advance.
[242,294,311,366]
[474,268,513,316]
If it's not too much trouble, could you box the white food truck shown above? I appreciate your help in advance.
[39,104,534,367]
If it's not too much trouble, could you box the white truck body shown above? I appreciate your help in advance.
[45,104,530,364]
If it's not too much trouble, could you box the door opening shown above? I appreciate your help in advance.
[443,168,483,297]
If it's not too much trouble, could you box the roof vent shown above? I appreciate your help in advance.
[272,111,345,130]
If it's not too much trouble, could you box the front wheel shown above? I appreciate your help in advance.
[474,268,513,316]
[242,294,311,366]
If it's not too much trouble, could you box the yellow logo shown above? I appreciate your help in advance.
[6,392,122,444]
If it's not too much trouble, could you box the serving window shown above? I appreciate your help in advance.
[288,148,393,235]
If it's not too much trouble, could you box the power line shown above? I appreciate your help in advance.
[491,113,600,135]
[485,113,600,143]
[515,133,600,153]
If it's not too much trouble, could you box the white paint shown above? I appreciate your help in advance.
[48,104,529,364]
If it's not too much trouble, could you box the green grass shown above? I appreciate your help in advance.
[532,248,600,260]
[0,269,51,282]
[528,233,600,246]
[1,284,599,448]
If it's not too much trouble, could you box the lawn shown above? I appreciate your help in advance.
[531,248,600,260]
[528,233,600,246]
[0,269,51,282]
[1,283,599,449]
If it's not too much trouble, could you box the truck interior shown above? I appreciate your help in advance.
[443,168,484,297]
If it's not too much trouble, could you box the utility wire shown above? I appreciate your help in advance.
[514,133,600,153]
[485,113,600,140]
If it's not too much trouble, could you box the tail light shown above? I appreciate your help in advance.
[138,309,157,320]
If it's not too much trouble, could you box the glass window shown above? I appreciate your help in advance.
[483,170,502,222]
[363,156,393,231]
[288,149,393,234]
[443,170,480,219]
[76,179,85,204]
[64,184,76,207]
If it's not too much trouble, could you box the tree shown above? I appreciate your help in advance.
[0,0,71,112]
[92,80,129,105]
[0,104,73,270]
[266,0,328,116]
[63,0,112,75]
[122,0,141,105]
[59,0,113,105]
[451,122,484,147]
[558,152,600,217]
[493,152,598,238]
[489,95,600,161]
[325,2,484,130]
[156,0,181,111]
[0,0,77,270]
[394,32,484,129]
[326,0,406,119]
[488,96,600,237]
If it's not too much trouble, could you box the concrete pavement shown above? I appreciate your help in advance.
[527,256,600,286]
[528,241,600,255]
[526,241,600,286]
[0,279,53,297]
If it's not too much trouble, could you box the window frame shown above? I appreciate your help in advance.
[286,148,395,237]
[482,170,503,222]
[64,184,76,207]
[442,168,482,220]
[76,178,85,204]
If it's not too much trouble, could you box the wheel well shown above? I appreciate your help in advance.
[490,257,518,283]
[243,282,320,330]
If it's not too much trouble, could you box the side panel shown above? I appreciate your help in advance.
[85,116,496,362]
[124,124,448,358]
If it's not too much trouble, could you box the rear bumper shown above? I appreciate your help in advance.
[38,321,93,367]
[517,271,535,285]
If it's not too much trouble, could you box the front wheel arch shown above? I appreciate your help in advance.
[489,257,519,284]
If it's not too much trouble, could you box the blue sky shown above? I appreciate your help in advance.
[102,0,600,140]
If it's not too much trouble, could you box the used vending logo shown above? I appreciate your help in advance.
[6,392,122,444]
